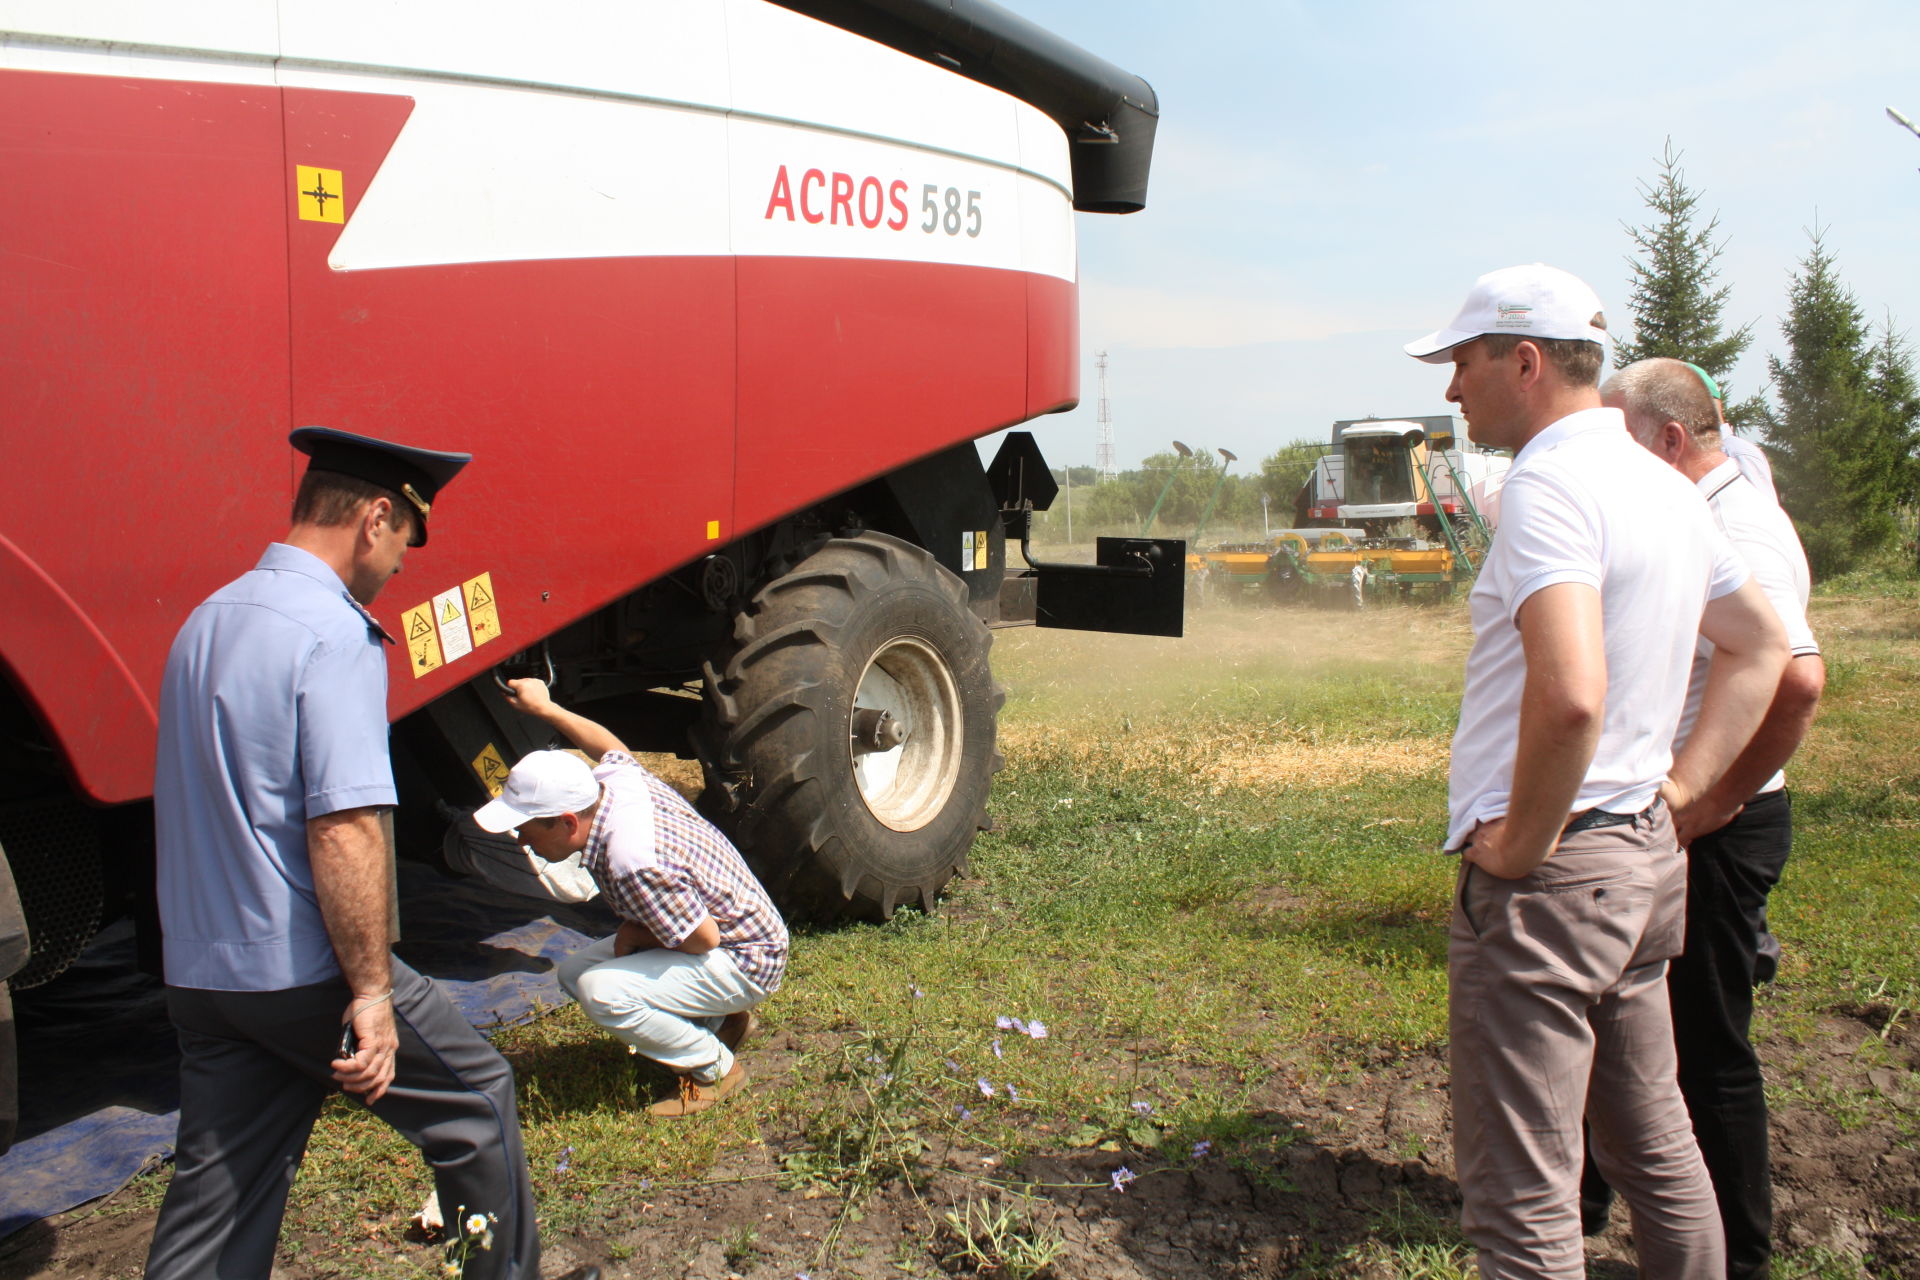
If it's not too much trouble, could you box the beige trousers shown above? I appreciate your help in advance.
[1449,803,1723,1280]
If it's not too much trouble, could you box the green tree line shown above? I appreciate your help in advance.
[1038,442,1327,544]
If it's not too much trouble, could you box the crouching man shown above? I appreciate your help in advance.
[476,680,788,1116]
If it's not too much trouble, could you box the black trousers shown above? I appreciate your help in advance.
[1583,790,1791,1280]
[145,958,539,1280]
[1668,789,1792,1280]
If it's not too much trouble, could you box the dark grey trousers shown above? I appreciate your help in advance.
[144,959,538,1280]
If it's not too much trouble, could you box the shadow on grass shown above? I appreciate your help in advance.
[1015,1108,1468,1276]
[506,1034,656,1118]
[1224,899,1450,974]
[1791,783,1920,826]
[1021,1122,1646,1277]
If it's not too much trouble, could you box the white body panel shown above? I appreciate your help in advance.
[0,0,1077,279]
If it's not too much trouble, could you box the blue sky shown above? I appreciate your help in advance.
[1001,0,1920,472]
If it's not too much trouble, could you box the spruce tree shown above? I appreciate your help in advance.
[1759,227,1904,574]
[1867,317,1920,509]
[1615,140,1753,391]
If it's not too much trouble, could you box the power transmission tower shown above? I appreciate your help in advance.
[1095,350,1117,482]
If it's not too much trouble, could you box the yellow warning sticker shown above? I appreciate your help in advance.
[402,601,443,677]
[296,165,345,223]
[462,572,501,647]
[974,529,989,571]
[705,519,721,540]
[471,743,510,798]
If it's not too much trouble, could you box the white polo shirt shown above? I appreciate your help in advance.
[1447,408,1748,849]
[1674,459,1819,795]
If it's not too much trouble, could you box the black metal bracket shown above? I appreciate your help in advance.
[1023,535,1184,638]
[987,431,1184,636]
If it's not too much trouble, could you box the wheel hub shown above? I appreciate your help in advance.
[849,637,962,832]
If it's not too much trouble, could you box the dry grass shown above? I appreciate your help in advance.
[1204,735,1448,789]
[996,601,1473,701]
[630,752,704,802]
[1793,594,1920,799]
[991,600,1465,800]
[998,721,1447,792]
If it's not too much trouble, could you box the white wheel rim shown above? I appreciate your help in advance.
[850,637,963,832]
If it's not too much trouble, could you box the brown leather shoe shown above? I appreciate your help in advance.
[717,1010,758,1053]
[648,1063,748,1117]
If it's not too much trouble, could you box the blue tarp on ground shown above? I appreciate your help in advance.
[0,862,615,1240]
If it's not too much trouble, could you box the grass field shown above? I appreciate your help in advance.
[70,584,1920,1279]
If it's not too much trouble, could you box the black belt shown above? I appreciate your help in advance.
[1562,805,1643,834]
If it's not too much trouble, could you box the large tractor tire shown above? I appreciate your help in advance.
[698,532,1002,921]
[1264,551,1305,604]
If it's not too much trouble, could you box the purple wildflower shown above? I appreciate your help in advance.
[1009,1016,1029,1035]
[955,1105,973,1120]
[978,1078,995,1097]
[1192,1140,1212,1158]
[1110,1166,1136,1193]
[1006,1082,1020,1102]
[910,985,925,999]
[991,1038,1003,1059]
[1131,1101,1154,1116]
[995,1015,1014,1030]
[554,1145,573,1173]
[1026,1019,1049,1039]
[945,1058,962,1073]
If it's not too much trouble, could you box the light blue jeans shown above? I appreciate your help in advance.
[555,936,767,1082]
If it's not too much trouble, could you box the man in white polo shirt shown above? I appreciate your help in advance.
[1406,264,1789,1280]
[1681,362,1780,506]
[1596,358,1825,1280]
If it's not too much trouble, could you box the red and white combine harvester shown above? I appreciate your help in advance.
[0,0,1178,1148]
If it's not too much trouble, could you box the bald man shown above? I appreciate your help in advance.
[1595,359,1824,1280]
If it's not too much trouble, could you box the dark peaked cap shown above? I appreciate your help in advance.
[290,426,471,546]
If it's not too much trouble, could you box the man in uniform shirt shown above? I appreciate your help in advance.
[1405,264,1789,1280]
[146,429,589,1280]
[476,680,788,1117]
[1597,358,1825,1279]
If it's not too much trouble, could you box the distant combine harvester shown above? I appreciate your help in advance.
[1188,416,1511,604]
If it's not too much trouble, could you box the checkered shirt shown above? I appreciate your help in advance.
[581,751,788,991]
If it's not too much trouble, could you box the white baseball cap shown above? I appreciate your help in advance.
[471,750,601,833]
[1405,263,1608,363]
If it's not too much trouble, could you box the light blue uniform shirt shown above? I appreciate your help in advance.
[155,543,397,991]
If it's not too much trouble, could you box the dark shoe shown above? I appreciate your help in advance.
[717,1009,759,1053]
[1580,1184,1615,1236]
[648,1063,748,1117]
[1578,1133,1614,1236]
